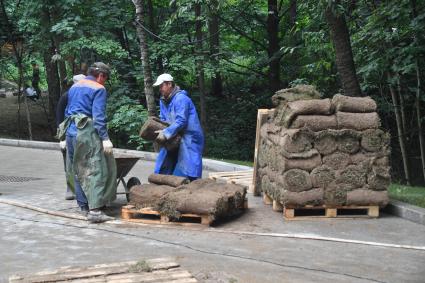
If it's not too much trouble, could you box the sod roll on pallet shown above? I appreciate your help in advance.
[258,85,390,208]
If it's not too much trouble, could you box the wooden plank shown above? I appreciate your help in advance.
[106,269,195,282]
[326,208,337,217]
[283,206,380,220]
[272,200,283,212]
[263,193,272,205]
[9,259,180,283]
[368,206,379,217]
[208,170,253,178]
[252,109,275,196]
[121,207,213,226]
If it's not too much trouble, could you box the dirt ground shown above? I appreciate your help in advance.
[0,94,55,141]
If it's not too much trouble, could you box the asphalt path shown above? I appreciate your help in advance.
[0,145,424,282]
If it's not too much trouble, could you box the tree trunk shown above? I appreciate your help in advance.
[195,3,207,131]
[388,74,411,185]
[40,5,61,120]
[267,0,280,92]
[147,0,164,74]
[396,76,407,133]
[132,0,157,117]
[43,46,61,120]
[410,0,425,180]
[289,0,297,28]
[325,1,362,97]
[114,27,139,91]
[53,39,67,92]
[414,62,425,179]
[208,0,223,97]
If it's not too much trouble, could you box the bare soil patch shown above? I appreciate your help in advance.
[0,95,54,141]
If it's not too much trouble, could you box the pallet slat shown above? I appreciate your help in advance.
[252,109,275,196]
[208,170,254,193]
[121,205,213,226]
[283,205,380,220]
[263,193,379,220]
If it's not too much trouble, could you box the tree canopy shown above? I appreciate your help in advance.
[1,0,425,184]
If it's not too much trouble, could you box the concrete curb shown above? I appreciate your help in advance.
[0,138,252,172]
[383,200,425,226]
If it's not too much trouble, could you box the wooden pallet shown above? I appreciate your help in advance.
[209,170,254,193]
[263,192,284,212]
[121,205,214,226]
[283,205,379,220]
[121,200,248,226]
[264,192,380,220]
[252,109,275,196]
[9,257,198,283]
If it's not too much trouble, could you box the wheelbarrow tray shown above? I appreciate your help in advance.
[114,154,140,178]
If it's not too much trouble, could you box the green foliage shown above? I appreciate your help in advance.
[389,184,425,208]
[107,94,150,151]
[1,0,425,182]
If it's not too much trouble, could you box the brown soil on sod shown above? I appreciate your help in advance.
[148,174,189,187]
[337,129,361,154]
[281,151,322,172]
[281,188,324,207]
[322,152,350,170]
[310,165,335,188]
[336,165,367,188]
[332,94,377,113]
[279,99,332,128]
[346,189,389,207]
[336,112,381,130]
[155,180,247,219]
[129,184,176,209]
[290,115,338,131]
[280,128,313,153]
[271,84,321,106]
[361,129,390,152]
[139,117,169,141]
[314,130,338,155]
[280,169,312,192]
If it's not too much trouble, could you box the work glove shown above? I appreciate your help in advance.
[102,139,113,154]
[155,130,167,143]
[59,140,67,150]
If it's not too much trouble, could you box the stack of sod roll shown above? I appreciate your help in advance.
[258,85,390,208]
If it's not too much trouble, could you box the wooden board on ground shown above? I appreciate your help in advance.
[252,109,275,196]
[9,257,198,283]
[283,205,379,220]
[208,170,253,192]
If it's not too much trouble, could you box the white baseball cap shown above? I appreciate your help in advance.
[153,73,173,86]
[73,74,86,84]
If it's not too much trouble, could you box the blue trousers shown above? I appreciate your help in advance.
[66,135,89,210]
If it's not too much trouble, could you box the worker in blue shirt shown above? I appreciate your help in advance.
[64,62,115,223]
[153,73,204,180]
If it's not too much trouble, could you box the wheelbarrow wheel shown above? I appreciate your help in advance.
[125,177,141,202]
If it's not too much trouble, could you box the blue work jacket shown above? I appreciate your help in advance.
[154,89,204,178]
[65,76,109,140]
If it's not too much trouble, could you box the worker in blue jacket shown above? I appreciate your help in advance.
[153,73,204,180]
[64,62,116,223]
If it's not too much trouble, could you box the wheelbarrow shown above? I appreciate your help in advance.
[115,154,141,202]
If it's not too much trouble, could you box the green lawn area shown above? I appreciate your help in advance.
[388,184,425,208]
